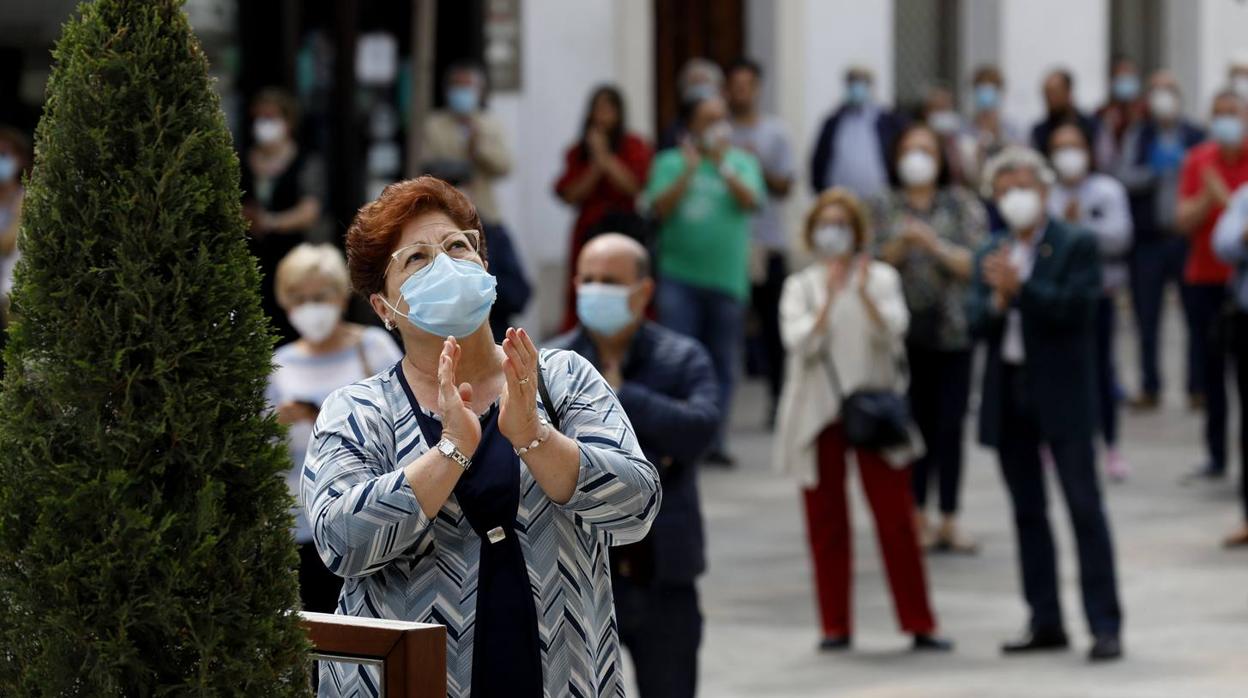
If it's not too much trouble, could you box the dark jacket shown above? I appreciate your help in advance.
[1123,119,1205,242]
[968,218,1102,447]
[549,321,720,584]
[809,104,905,193]
[483,222,532,342]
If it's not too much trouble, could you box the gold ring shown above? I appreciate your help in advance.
[518,377,530,385]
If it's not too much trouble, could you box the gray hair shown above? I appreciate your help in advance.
[679,58,725,93]
[980,145,1056,198]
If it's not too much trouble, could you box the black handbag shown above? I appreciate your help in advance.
[822,352,913,450]
[802,270,913,449]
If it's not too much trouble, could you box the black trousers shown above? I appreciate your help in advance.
[298,541,343,614]
[749,251,788,408]
[1189,284,1230,471]
[997,366,1122,636]
[614,576,702,698]
[907,344,972,515]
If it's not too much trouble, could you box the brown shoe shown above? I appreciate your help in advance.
[1127,393,1159,411]
[1189,393,1206,411]
[1223,526,1248,549]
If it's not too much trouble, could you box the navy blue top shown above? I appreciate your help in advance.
[399,368,543,697]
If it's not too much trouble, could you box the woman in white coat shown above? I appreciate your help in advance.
[773,187,951,652]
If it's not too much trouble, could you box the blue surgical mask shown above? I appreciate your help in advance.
[846,80,871,106]
[1112,74,1141,101]
[0,154,16,183]
[1211,115,1245,146]
[446,86,479,115]
[384,253,497,338]
[577,283,637,337]
[974,84,1000,111]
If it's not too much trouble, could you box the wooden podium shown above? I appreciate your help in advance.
[300,611,447,697]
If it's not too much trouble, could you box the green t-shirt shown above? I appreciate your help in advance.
[644,147,765,300]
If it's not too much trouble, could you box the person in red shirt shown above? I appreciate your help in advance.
[554,86,654,331]
[1177,89,1248,480]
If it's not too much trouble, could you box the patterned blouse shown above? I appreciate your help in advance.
[302,348,661,697]
[871,187,988,351]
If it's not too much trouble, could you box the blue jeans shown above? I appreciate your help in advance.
[657,278,744,452]
[1129,236,1193,396]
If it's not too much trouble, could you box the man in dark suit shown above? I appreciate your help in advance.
[808,66,905,200]
[549,233,720,698]
[1030,69,1098,154]
[968,146,1124,662]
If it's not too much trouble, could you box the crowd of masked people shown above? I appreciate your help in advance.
[0,53,1227,697]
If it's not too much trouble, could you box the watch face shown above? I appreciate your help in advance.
[439,440,455,456]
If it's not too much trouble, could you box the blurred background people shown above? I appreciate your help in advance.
[774,188,952,654]
[873,123,987,552]
[726,57,796,425]
[919,84,975,187]
[1046,123,1134,481]
[420,61,511,227]
[1094,56,1146,171]
[1176,89,1248,481]
[265,243,402,613]
[1116,71,1204,411]
[970,64,1024,160]
[1030,69,1097,154]
[241,88,323,343]
[551,234,720,698]
[970,146,1123,662]
[1210,183,1248,548]
[645,95,764,466]
[421,61,529,342]
[554,85,653,331]
[659,58,725,150]
[0,126,29,323]
[810,66,905,201]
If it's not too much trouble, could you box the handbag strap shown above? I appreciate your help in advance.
[536,360,561,432]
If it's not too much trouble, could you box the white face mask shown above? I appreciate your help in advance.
[289,302,340,344]
[253,117,287,145]
[898,150,938,187]
[701,120,732,151]
[1234,75,1248,101]
[997,187,1043,231]
[1148,89,1180,121]
[1051,147,1089,182]
[813,224,854,257]
[927,110,961,135]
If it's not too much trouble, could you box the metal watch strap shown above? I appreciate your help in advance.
[438,438,472,470]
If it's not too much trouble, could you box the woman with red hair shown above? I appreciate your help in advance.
[302,176,660,697]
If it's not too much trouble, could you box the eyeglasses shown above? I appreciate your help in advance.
[384,229,482,283]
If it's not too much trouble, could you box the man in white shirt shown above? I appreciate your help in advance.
[968,146,1123,663]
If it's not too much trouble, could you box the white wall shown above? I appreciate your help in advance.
[1178,0,1248,119]
[997,0,1109,133]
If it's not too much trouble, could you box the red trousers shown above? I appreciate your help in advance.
[802,423,937,637]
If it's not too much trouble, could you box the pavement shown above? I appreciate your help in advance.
[627,295,1248,697]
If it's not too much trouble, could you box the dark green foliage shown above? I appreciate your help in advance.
[0,1,310,694]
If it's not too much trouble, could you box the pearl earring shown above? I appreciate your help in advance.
[384,318,396,331]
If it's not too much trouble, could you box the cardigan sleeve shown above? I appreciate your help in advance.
[779,269,828,359]
[303,382,431,579]
[543,349,662,546]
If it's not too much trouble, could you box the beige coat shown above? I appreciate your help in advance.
[420,110,512,223]
[771,260,925,487]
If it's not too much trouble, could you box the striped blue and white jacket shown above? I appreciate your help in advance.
[302,348,661,697]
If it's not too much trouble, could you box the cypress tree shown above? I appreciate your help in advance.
[0,1,310,694]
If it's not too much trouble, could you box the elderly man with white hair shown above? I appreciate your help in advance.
[968,146,1124,662]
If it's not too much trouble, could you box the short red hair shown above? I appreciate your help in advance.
[346,176,485,298]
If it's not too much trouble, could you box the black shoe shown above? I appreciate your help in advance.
[912,634,955,652]
[818,635,852,651]
[1088,634,1123,662]
[703,450,736,468]
[1001,628,1070,654]
[1181,463,1226,484]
